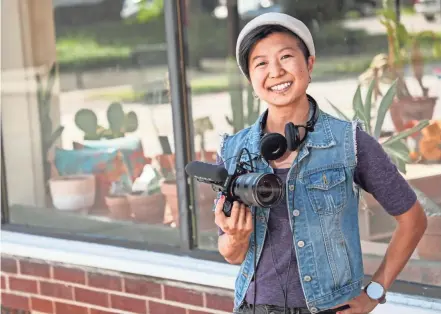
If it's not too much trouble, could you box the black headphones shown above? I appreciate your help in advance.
[260,95,319,161]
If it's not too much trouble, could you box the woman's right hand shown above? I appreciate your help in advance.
[214,195,253,246]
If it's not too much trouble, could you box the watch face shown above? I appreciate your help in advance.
[367,282,384,300]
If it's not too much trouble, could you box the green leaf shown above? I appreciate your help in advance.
[45,126,64,153]
[383,120,430,145]
[352,84,362,114]
[384,145,409,174]
[383,139,410,157]
[44,63,57,105]
[326,98,350,121]
[384,142,412,163]
[363,79,376,135]
[373,80,397,139]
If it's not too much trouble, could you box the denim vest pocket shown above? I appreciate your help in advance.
[304,165,347,215]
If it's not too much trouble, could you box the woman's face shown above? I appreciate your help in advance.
[248,32,315,108]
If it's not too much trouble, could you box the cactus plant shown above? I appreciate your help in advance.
[74,102,138,140]
[36,62,64,187]
[226,84,261,133]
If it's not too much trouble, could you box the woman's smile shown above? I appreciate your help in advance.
[268,81,293,93]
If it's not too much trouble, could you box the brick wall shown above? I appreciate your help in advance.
[1,254,235,314]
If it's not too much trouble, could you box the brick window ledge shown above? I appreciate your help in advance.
[2,231,441,314]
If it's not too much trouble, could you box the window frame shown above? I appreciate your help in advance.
[1,0,441,303]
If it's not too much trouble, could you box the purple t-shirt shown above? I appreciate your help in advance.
[218,128,417,307]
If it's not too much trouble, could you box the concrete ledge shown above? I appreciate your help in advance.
[2,230,440,313]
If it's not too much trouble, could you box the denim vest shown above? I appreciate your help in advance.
[217,107,364,313]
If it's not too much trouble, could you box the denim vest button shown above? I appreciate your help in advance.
[304,275,312,282]
[297,241,305,248]
[289,184,295,191]
[310,307,318,313]
[293,210,300,217]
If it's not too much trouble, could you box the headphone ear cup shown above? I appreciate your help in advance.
[285,122,300,151]
[260,133,287,161]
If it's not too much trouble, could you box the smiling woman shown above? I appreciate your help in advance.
[214,12,430,314]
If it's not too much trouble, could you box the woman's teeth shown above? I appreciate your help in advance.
[270,82,292,92]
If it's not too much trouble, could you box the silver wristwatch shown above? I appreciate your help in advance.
[364,281,387,304]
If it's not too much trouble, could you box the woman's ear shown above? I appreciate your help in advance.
[307,56,315,75]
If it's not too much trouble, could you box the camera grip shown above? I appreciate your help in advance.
[223,200,233,217]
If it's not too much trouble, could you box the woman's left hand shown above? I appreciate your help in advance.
[332,291,379,314]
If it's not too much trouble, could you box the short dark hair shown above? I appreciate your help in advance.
[238,25,310,80]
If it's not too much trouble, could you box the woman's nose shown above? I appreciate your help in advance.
[268,61,285,78]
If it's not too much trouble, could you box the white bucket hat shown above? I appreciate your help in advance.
[235,12,315,77]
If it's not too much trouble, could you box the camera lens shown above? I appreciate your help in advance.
[232,173,283,208]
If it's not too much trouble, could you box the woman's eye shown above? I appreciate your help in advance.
[255,61,266,68]
[281,54,292,60]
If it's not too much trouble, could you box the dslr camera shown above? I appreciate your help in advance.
[185,149,284,217]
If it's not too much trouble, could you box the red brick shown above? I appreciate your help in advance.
[1,257,18,273]
[148,301,186,314]
[205,293,234,312]
[9,277,38,294]
[31,297,54,313]
[90,309,117,314]
[40,281,73,300]
[55,302,88,314]
[20,260,50,278]
[164,285,203,306]
[110,294,147,313]
[1,292,30,311]
[88,273,122,291]
[124,277,161,298]
[53,266,86,284]
[75,287,109,307]
[1,275,6,290]
[188,311,212,314]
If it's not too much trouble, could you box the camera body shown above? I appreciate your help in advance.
[189,155,284,217]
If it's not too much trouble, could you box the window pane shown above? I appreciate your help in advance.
[185,0,441,292]
[2,0,181,246]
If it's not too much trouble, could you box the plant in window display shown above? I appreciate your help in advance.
[36,62,65,196]
[358,7,441,133]
[329,80,441,261]
[105,180,132,220]
[74,102,139,140]
[126,165,166,223]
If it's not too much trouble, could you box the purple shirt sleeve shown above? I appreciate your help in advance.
[353,128,417,216]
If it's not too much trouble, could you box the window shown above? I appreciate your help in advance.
[2,0,441,299]
[2,0,183,248]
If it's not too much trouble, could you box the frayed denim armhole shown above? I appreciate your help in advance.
[217,132,229,164]
[351,119,364,195]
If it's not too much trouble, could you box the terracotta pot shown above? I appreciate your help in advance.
[160,180,179,225]
[49,174,96,211]
[126,192,165,223]
[105,195,131,220]
[417,216,441,261]
[390,97,437,132]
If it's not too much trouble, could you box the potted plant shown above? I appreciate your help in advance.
[329,79,441,260]
[358,8,441,132]
[48,173,96,212]
[105,181,132,220]
[127,166,165,223]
